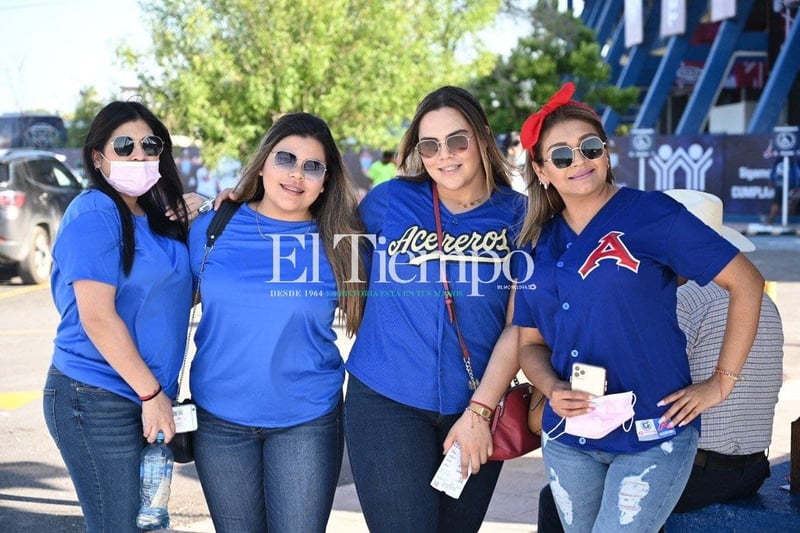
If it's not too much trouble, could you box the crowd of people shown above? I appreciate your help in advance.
[43,83,781,533]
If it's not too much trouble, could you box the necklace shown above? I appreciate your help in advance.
[456,195,488,209]
[252,204,270,240]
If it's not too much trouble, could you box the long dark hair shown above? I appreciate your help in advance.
[82,101,188,275]
[396,86,512,191]
[235,112,367,335]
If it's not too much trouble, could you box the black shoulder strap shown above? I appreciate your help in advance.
[205,201,241,248]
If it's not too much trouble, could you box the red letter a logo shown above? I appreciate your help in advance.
[577,231,640,279]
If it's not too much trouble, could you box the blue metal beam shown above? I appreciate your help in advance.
[748,13,800,133]
[584,0,603,29]
[633,0,708,129]
[676,0,756,135]
[595,0,623,45]
[602,0,662,133]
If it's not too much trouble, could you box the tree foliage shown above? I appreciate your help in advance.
[66,87,105,148]
[121,0,502,166]
[469,0,639,136]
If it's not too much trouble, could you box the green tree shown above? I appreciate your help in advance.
[120,0,502,167]
[469,0,639,135]
[66,87,104,148]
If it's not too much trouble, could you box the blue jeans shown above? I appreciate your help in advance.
[542,427,699,532]
[344,375,503,533]
[193,400,343,533]
[43,366,144,533]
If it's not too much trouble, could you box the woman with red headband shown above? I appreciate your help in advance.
[512,82,764,532]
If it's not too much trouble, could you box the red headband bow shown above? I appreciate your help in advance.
[520,82,595,154]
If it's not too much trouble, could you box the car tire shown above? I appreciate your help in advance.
[18,226,52,285]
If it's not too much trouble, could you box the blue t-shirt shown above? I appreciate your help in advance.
[346,179,527,415]
[50,190,192,403]
[513,187,738,453]
[188,203,342,427]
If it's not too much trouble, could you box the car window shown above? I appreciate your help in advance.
[0,163,8,184]
[51,161,82,189]
[24,159,60,187]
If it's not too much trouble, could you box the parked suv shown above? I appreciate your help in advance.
[0,150,83,284]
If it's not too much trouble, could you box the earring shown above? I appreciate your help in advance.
[320,187,325,193]
[541,181,549,191]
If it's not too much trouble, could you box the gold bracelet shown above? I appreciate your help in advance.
[715,366,745,382]
[465,405,492,422]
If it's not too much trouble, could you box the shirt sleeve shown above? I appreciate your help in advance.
[662,199,738,286]
[53,208,122,286]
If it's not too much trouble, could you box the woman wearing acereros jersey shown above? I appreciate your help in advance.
[344,86,528,532]
[187,112,367,532]
[43,101,192,532]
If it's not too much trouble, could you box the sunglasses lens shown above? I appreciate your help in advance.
[274,151,298,169]
[112,136,135,157]
[141,136,164,156]
[446,135,470,154]
[581,137,605,160]
[416,140,439,158]
[302,160,326,180]
[550,147,573,169]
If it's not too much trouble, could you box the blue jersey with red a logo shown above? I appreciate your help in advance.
[513,187,738,453]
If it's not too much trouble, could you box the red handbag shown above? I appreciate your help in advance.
[488,382,545,461]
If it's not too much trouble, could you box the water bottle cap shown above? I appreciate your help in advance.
[156,431,165,442]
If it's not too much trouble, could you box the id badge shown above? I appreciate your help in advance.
[635,418,676,442]
[173,403,198,433]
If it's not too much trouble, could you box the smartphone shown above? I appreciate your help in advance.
[173,403,198,433]
[570,363,607,396]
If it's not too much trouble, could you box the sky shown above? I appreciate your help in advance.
[0,0,568,117]
[0,0,148,114]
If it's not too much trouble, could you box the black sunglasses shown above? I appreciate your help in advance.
[544,136,606,169]
[272,150,327,181]
[109,135,165,157]
[415,134,472,159]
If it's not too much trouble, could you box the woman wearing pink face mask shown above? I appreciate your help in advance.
[43,101,192,532]
[512,84,764,532]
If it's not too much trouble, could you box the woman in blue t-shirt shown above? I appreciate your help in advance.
[512,83,764,532]
[187,113,367,532]
[43,101,192,532]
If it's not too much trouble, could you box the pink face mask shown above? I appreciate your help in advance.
[99,155,161,197]
[563,391,636,440]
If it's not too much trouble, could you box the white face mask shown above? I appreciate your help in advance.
[99,155,161,197]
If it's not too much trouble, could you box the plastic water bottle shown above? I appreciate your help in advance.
[136,431,173,530]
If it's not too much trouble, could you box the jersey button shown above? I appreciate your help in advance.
[451,218,459,225]
[570,349,579,357]
[578,437,587,445]
[556,261,564,267]
[562,302,570,310]
[566,242,573,248]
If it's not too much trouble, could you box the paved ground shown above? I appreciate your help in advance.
[0,234,797,532]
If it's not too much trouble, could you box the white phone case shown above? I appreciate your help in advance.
[571,363,607,396]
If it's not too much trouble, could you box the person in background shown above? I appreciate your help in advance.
[537,188,783,531]
[43,101,192,532]
[513,82,764,532]
[502,131,527,194]
[187,112,367,532]
[765,155,800,225]
[367,149,397,188]
[344,86,527,532]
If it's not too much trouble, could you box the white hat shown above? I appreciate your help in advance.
[663,189,755,252]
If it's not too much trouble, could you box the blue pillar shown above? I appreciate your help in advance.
[595,0,623,45]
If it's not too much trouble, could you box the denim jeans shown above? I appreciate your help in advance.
[344,375,503,533]
[193,399,343,533]
[542,427,699,532]
[43,366,144,533]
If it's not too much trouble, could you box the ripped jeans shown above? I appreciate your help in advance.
[542,427,698,533]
